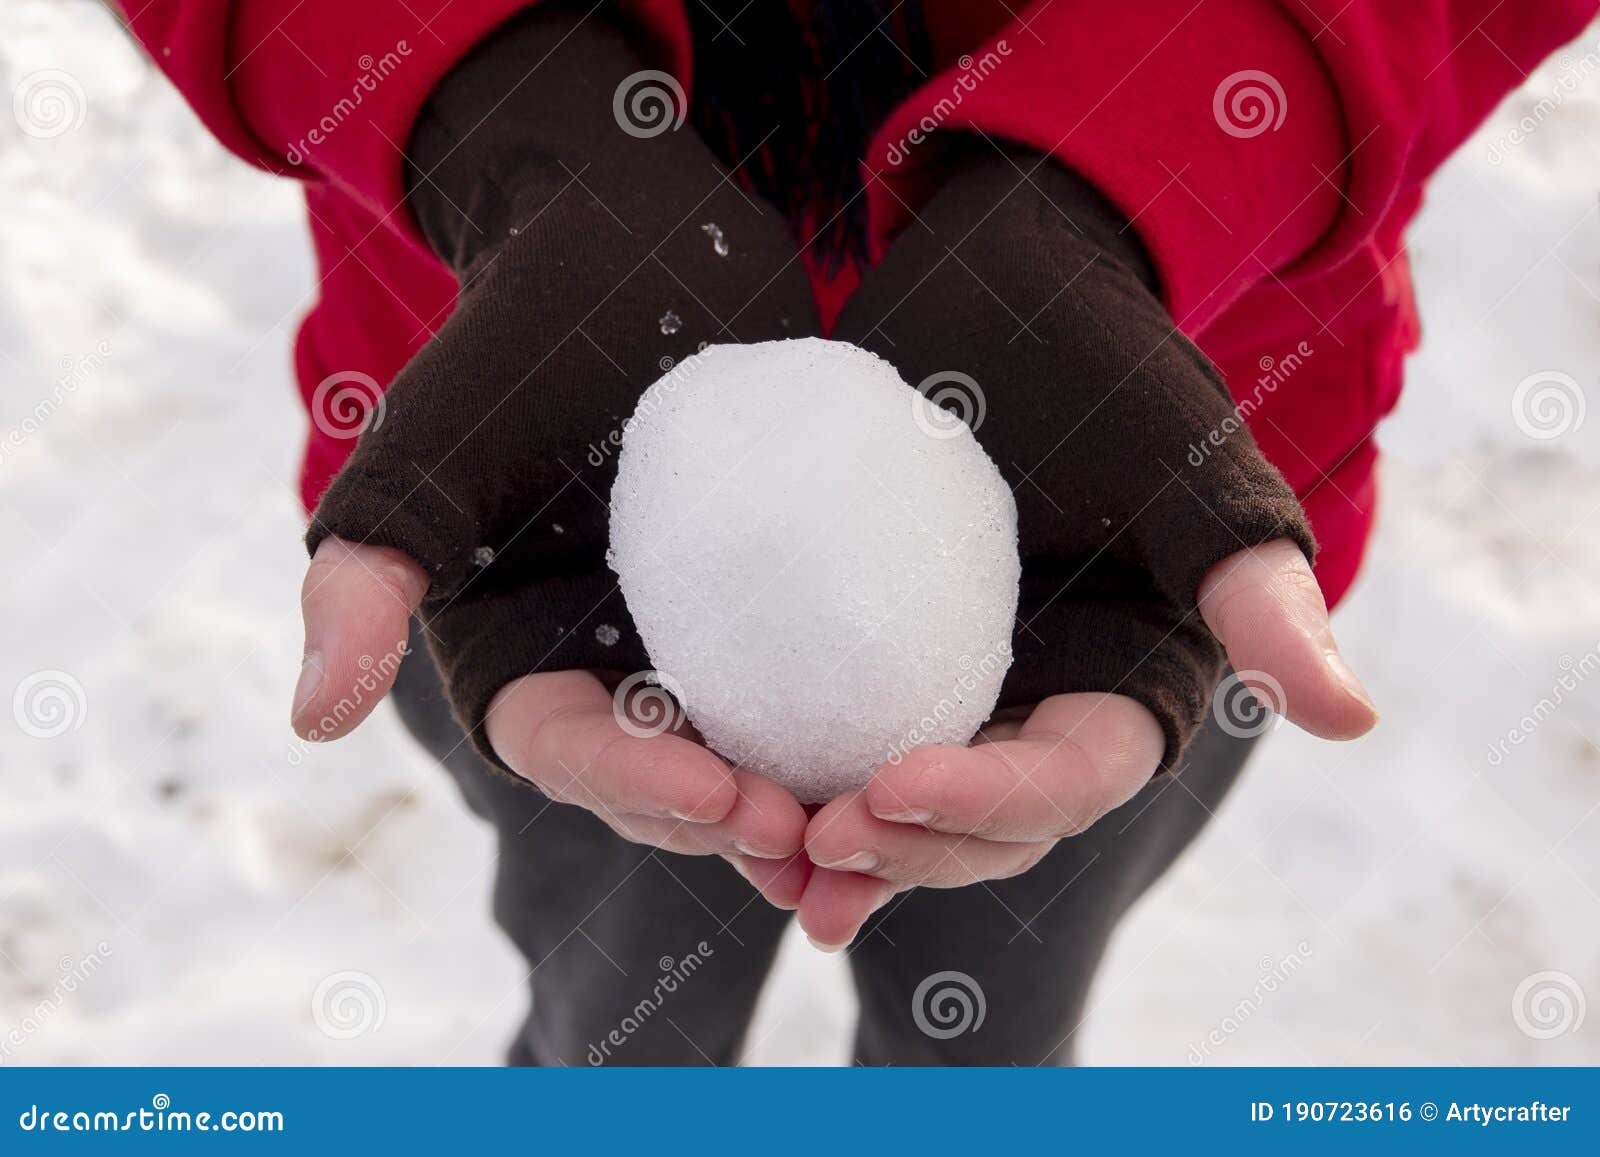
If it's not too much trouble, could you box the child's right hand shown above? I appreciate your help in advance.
[294,537,811,908]
[290,6,817,905]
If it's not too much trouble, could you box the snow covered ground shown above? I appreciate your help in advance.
[2,1,1596,1066]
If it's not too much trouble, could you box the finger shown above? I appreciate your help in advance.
[294,536,429,740]
[725,852,812,911]
[865,692,1161,841]
[604,770,807,859]
[795,866,897,953]
[485,671,738,823]
[1198,538,1378,740]
[806,791,1051,887]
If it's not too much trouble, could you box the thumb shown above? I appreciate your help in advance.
[1197,538,1378,741]
[292,535,429,741]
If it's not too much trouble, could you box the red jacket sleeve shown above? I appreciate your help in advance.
[865,0,1598,334]
[114,1,691,252]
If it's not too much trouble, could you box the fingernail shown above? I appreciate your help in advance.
[734,840,789,860]
[668,807,718,824]
[291,653,324,728]
[1326,652,1378,715]
[872,806,934,825]
[806,936,850,954]
[816,851,880,873]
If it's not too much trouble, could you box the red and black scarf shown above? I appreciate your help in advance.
[688,0,932,265]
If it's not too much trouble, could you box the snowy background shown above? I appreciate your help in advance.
[2,1,1597,1066]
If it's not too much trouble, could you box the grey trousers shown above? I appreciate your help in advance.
[389,623,1260,1066]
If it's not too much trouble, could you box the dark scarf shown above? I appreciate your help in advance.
[688,0,932,266]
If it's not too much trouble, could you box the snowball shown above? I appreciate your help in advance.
[607,338,1020,803]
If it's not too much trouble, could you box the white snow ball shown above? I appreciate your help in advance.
[607,338,1020,803]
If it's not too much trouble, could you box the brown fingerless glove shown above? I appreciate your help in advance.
[834,146,1314,770]
[306,5,819,767]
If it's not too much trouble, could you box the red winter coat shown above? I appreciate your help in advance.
[119,0,1596,610]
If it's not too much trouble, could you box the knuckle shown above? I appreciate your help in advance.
[875,853,922,884]
[1023,728,1124,835]
[960,808,1010,840]
[902,753,993,823]
[367,554,425,606]
[1276,560,1322,595]
[514,700,591,778]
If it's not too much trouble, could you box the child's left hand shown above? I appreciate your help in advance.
[794,537,1377,950]
[798,144,1382,950]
